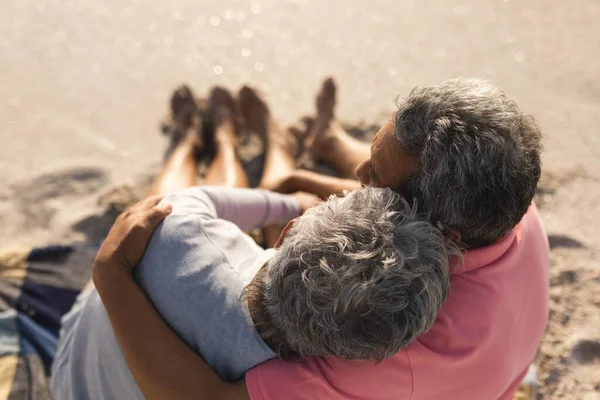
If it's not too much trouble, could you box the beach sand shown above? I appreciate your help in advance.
[1,0,599,398]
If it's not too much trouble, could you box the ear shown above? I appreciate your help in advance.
[447,226,462,244]
[274,219,296,249]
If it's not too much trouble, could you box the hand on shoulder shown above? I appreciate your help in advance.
[93,195,172,284]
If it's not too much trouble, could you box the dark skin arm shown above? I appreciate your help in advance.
[274,169,361,198]
[93,195,248,400]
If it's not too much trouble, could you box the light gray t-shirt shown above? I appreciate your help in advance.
[50,186,301,400]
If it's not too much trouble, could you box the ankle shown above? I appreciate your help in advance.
[311,128,339,160]
[215,133,236,151]
[215,118,237,141]
[179,131,201,150]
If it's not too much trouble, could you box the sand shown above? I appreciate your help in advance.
[1,0,599,398]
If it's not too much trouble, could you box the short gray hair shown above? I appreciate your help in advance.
[394,78,542,246]
[255,187,452,361]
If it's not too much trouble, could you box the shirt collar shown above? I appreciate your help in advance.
[452,222,522,275]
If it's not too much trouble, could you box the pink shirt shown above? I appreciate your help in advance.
[246,204,549,400]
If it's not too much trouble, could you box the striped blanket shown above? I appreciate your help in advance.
[0,245,95,400]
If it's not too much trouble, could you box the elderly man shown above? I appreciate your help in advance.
[270,78,549,399]
[71,78,549,400]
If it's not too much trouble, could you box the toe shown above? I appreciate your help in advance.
[209,86,237,114]
[323,77,336,94]
[239,86,262,107]
[317,78,336,115]
[238,86,269,119]
[171,85,195,114]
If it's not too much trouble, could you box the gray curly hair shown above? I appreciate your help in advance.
[248,187,453,362]
[394,78,542,246]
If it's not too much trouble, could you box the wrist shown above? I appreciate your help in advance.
[92,260,134,293]
[286,171,304,192]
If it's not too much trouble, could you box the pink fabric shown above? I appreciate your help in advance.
[246,204,549,400]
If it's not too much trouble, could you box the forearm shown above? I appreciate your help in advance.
[93,262,248,400]
[285,170,361,198]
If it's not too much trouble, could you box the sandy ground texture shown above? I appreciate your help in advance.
[1,0,599,398]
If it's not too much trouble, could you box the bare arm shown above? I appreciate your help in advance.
[92,196,249,400]
[276,170,361,198]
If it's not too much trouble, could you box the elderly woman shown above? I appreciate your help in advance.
[50,86,452,400]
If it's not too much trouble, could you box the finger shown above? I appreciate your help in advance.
[129,195,164,214]
[142,195,165,209]
[143,203,173,230]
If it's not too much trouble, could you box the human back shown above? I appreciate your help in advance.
[399,203,549,399]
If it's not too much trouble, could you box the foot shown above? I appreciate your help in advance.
[306,77,344,160]
[238,86,299,157]
[316,77,336,118]
[162,85,206,154]
[161,85,197,139]
[208,86,237,145]
[170,85,198,129]
[183,113,205,151]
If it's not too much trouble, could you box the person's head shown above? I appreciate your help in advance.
[247,187,453,361]
[356,78,542,247]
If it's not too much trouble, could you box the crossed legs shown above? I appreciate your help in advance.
[271,78,369,198]
[306,78,370,179]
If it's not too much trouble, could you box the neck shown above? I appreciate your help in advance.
[461,236,494,249]
[245,265,297,360]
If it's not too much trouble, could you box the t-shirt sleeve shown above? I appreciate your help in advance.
[168,186,301,231]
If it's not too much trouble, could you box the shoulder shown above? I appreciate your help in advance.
[520,203,549,252]
[136,189,258,290]
[162,187,218,218]
[135,187,261,318]
[144,186,244,263]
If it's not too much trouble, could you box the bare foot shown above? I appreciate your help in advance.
[161,85,209,158]
[306,77,346,160]
[316,77,336,117]
[181,113,205,151]
[208,86,237,146]
[238,86,299,157]
[161,85,199,139]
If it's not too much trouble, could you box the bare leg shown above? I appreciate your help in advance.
[150,86,249,195]
[306,78,371,179]
[150,85,208,196]
[239,86,297,247]
[150,119,202,196]
[203,87,249,188]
